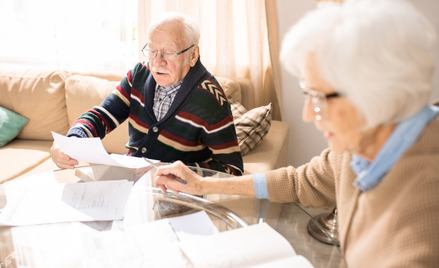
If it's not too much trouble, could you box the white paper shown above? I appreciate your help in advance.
[81,219,190,268]
[248,255,314,268]
[75,164,155,182]
[52,132,159,169]
[110,153,158,168]
[0,180,133,226]
[122,178,158,227]
[11,222,98,268]
[169,211,219,236]
[52,131,120,166]
[3,171,58,202]
[79,212,222,268]
[179,222,305,268]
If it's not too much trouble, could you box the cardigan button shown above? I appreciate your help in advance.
[152,127,158,132]
[141,147,147,153]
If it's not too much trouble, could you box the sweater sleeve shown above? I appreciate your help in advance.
[66,64,140,139]
[181,77,243,176]
[264,148,341,207]
[187,100,244,176]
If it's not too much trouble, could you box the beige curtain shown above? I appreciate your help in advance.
[138,0,282,120]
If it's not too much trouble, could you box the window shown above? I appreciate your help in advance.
[0,0,138,75]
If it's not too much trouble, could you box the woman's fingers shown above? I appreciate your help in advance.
[155,161,202,195]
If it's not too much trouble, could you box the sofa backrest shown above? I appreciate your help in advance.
[65,75,128,154]
[0,68,71,141]
[65,74,248,154]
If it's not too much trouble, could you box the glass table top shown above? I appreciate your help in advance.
[0,164,347,268]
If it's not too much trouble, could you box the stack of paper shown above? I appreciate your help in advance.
[7,206,314,268]
[0,180,133,226]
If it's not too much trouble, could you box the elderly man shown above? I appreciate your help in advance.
[51,12,243,176]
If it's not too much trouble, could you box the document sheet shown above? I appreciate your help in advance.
[0,180,133,226]
[11,222,99,268]
[80,211,219,268]
[81,220,190,268]
[3,171,58,202]
[179,222,315,268]
[52,132,158,169]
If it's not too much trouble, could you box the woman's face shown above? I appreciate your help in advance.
[302,53,371,157]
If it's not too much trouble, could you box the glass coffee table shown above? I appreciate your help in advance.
[0,164,347,268]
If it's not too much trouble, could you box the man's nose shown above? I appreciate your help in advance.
[153,53,166,64]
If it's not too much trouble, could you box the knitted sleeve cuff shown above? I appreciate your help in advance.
[66,127,89,138]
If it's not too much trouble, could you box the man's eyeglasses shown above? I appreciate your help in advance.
[300,81,340,121]
[141,42,194,61]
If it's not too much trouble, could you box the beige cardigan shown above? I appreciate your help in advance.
[265,116,439,267]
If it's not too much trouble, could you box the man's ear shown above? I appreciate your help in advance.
[190,46,200,67]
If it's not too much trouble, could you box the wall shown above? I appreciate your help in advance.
[276,0,439,167]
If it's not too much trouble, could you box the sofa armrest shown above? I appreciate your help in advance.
[242,120,289,174]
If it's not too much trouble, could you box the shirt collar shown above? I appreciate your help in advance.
[156,79,184,93]
[351,105,439,192]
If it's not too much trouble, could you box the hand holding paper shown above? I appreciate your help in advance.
[51,132,158,169]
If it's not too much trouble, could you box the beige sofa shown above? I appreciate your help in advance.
[0,68,289,183]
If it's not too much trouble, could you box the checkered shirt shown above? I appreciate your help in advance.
[153,79,183,121]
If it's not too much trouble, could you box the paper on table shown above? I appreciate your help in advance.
[179,222,314,268]
[81,219,190,268]
[248,255,314,268]
[52,132,158,169]
[81,211,222,268]
[75,161,156,182]
[0,180,133,226]
[169,210,219,236]
[11,222,99,268]
[3,171,58,202]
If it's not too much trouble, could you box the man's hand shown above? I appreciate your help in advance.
[154,161,204,195]
[50,141,78,169]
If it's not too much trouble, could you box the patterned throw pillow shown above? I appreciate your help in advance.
[230,102,272,156]
[230,101,248,120]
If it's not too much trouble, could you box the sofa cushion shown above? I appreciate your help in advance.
[65,75,130,154]
[0,106,29,147]
[242,120,289,174]
[231,102,272,156]
[215,77,242,104]
[0,139,53,183]
[0,68,71,140]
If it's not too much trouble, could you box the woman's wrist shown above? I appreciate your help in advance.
[198,177,217,195]
[198,175,255,197]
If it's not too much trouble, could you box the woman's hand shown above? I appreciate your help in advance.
[155,161,255,197]
[154,161,204,195]
[50,141,79,169]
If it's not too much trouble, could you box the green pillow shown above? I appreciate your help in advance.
[0,106,29,147]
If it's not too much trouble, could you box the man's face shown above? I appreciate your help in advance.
[148,24,194,88]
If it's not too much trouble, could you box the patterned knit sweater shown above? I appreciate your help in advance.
[265,115,439,267]
[67,58,243,175]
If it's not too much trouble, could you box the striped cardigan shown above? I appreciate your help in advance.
[67,58,243,175]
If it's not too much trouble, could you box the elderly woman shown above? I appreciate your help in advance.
[155,0,439,266]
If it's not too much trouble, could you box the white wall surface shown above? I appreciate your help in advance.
[276,0,439,167]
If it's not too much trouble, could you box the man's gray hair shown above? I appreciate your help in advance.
[148,12,200,48]
[280,0,439,130]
